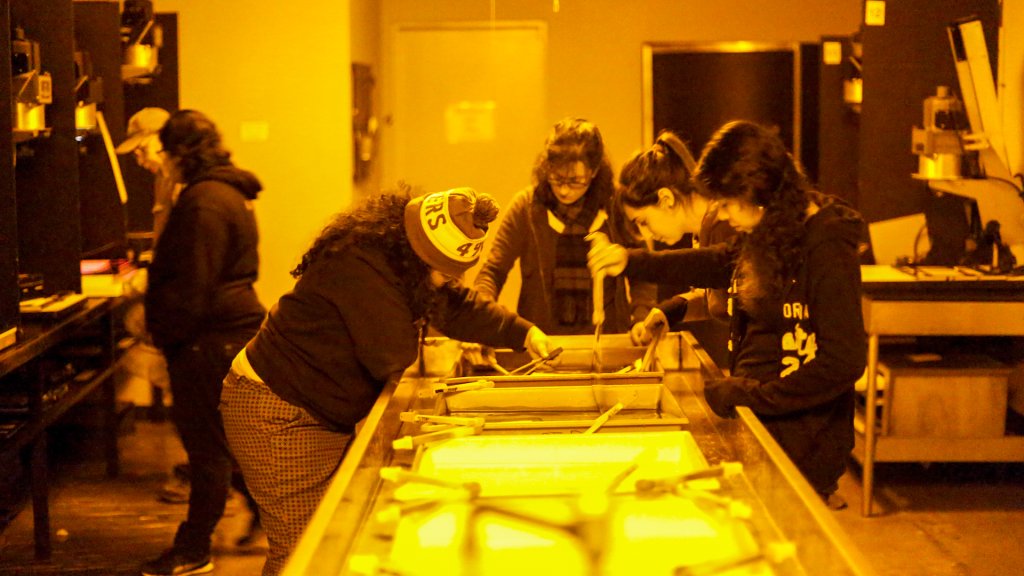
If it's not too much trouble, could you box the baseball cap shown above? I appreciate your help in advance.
[115,107,170,154]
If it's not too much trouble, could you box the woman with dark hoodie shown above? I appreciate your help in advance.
[142,110,267,576]
[588,120,866,508]
[220,187,550,575]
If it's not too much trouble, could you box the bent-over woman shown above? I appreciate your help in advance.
[589,121,866,506]
[220,187,550,575]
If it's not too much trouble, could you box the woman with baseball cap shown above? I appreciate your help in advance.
[219,186,550,575]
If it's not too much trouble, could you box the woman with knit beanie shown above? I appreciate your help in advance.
[219,186,550,575]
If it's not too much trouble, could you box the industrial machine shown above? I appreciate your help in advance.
[911,86,967,180]
[11,26,52,143]
[120,0,161,82]
[74,49,104,137]
[912,16,1024,271]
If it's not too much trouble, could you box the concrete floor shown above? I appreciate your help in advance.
[0,419,266,575]
[0,419,1022,575]
[832,460,1024,576]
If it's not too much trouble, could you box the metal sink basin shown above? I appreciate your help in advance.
[383,495,770,576]
[493,332,697,373]
[440,371,664,387]
[407,332,700,380]
[433,382,687,432]
[379,432,774,576]
[396,431,707,500]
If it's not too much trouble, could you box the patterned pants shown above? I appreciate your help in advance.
[220,369,352,576]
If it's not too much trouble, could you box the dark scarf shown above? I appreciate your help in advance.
[540,185,605,333]
[541,184,603,234]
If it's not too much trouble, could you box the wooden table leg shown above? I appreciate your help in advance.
[861,333,879,516]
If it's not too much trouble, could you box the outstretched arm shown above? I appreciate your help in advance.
[474,190,530,300]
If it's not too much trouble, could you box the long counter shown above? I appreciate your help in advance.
[282,332,875,576]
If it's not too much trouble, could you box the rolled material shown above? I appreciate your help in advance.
[507,347,564,375]
[392,424,479,450]
[583,402,624,434]
[431,380,495,394]
[399,412,485,428]
[585,232,609,372]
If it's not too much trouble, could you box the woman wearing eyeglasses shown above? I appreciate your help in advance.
[474,118,655,335]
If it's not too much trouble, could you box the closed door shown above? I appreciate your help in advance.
[387,22,547,309]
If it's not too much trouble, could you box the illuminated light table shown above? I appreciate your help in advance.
[377,431,779,576]
[283,333,875,575]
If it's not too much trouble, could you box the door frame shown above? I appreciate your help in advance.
[642,41,804,160]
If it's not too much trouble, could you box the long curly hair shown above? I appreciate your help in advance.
[532,118,615,210]
[291,186,440,321]
[159,110,232,184]
[695,121,811,314]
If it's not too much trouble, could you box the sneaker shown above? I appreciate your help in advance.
[140,548,213,576]
[821,491,848,511]
[158,463,191,504]
[158,476,190,504]
[235,516,264,548]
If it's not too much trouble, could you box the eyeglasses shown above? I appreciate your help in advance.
[548,173,592,190]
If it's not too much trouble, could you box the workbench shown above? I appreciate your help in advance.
[856,265,1024,516]
[0,297,123,559]
[283,333,875,575]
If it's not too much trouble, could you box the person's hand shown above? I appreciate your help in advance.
[524,325,550,359]
[703,378,739,418]
[460,342,496,367]
[630,308,668,346]
[587,237,628,278]
[703,377,757,419]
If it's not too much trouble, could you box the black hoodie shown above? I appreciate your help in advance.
[146,165,266,351]
[624,195,867,492]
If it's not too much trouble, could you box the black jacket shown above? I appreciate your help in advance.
[624,196,867,492]
[247,245,534,431]
[146,165,266,351]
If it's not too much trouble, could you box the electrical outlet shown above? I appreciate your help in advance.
[865,1,886,26]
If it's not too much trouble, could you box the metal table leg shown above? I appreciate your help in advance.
[29,434,51,559]
[861,333,879,516]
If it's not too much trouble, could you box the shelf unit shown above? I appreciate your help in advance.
[10,0,83,295]
[0,298,124,559]
[0,0,20,350]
